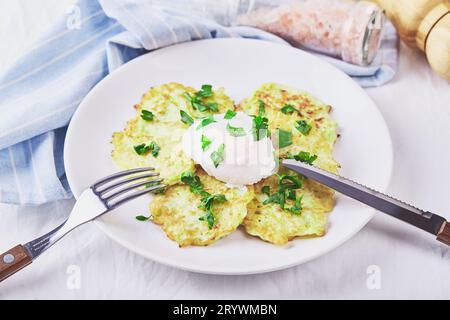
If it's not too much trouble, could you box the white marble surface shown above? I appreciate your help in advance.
[1,0,450,300]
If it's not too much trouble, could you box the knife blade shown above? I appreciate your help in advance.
[282,159,450,244]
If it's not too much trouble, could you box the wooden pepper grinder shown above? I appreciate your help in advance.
[370,0,450,81]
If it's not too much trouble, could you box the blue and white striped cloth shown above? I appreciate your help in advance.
[0,0,398,205]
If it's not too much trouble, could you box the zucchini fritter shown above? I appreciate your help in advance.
[239,83,339,244]
[112,82,234,185]
[244,173,334,245]
[150,169,254,247]
[238,83,339,173]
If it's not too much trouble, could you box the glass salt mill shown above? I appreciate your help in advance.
[152,0,385,66]
[230,0,385,66]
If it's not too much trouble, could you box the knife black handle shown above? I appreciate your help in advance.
[437,221,450,246]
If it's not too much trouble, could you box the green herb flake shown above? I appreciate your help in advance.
[185,92,206,111]
[199,211,215,229]
[286,195,303,215]
[278,174,302,189]
[184,85,218,113]
[135,215,150,221]
[133,143,150,155]
[181,171,204,194]
[149,142,160,157]
[262,187,287,209]
[262,173,303,214]
[287,189,296,200]
[180,110,194,126]
[258,100,265,116]
[192,98,207,111]
[196,84,213,98]
[198,192,227,229]
[287,151,318,165]
[277,129,293,148]
[252,115,270,141]
[201,134,212,151]
[141,110,154,121]
[226,123,246,137]
[206,102,218,112]
[262,193,282,206]
[210,143,225,168]
[224,109,236,119]
[133,142,159,157]
[296,120,312,135]
[180,171,227,229]
[281,104,297,114]
[196,115,216,130]
[199,193,227,211]
[183,92,193,103]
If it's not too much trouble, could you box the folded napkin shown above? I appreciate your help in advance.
[0,0,398,205]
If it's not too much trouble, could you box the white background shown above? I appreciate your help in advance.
[1,0,450,299]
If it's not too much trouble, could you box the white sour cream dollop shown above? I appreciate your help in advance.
[182,112,277,187]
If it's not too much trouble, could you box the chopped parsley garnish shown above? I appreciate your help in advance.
[295,120,312,135]
[135,215,150,221]
[196,84,213,98]
[185,93,202,110]
[278,174,302,189]
[261,185,270,196]
[252,114,270,141]
[189,96,218,112]
[226,123,246,137]
[198,192,227,229]
[204,102,218,112]
[287,189,296,200]
[262,174,303,214]
[149,142,160,157]
[277,129,293,148]
[199,193,226,211]
[287,151,318,165]
[141,110,154,121]
[224,109,236,119]
[263,193,283,206]
[134,144,149,155]
[133,141,160,157]
[184,84,218,113]
[199,212,215,229]
[281,104,297,114]
[180,110,194,126]
[258,100,265,116]
[196,115,216,130]
[210,143,225,168]
[180,171,227,229]
[286,195,303,215]
[201,134,212,151]
[180,171,204,194]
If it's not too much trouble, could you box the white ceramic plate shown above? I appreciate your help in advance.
[64,38,393,275]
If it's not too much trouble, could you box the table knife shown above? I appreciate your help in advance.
[282,159,450,246]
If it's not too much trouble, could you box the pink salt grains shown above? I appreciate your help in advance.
[235,0,384,66]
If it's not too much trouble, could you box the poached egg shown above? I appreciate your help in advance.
[182,112,277,187]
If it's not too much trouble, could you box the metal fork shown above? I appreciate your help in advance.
[0,167,164,283]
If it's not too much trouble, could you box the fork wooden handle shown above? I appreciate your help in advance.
[437,221,450,246]
[0,245,32,282]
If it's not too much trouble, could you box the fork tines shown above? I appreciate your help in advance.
[91,167,164,209]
